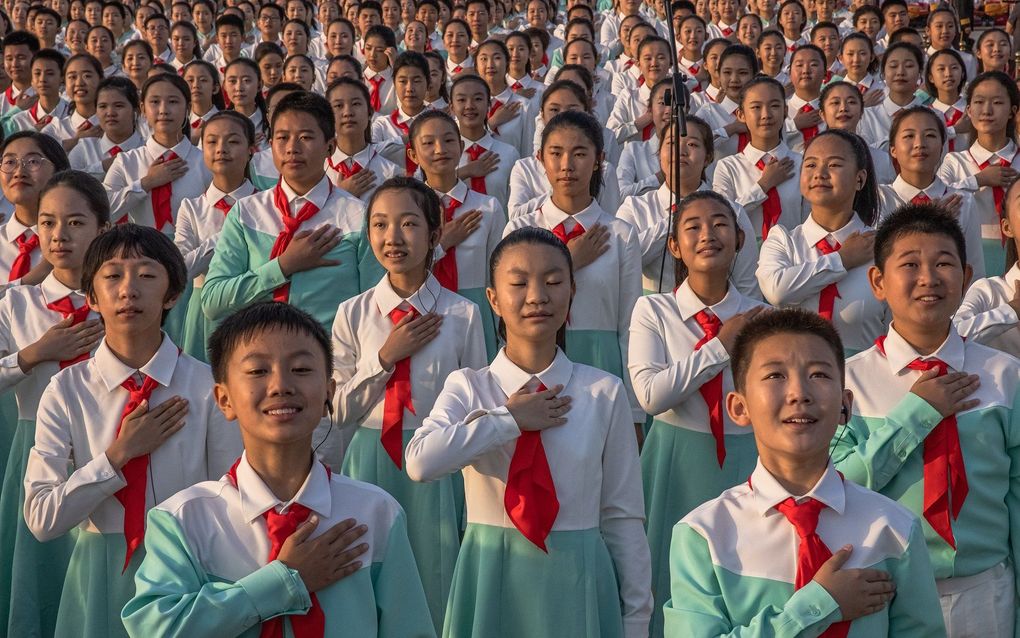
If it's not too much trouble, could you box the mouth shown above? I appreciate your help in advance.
[116,306,144,317]
[262,404,303,417]
[383,249,408,260]
[781,414,818,427]
[696,245,721,255]
[914,294,943,304]
[522,311,553,321]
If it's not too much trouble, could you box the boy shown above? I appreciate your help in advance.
[202,91,367,331]
[33,7,61,49]
[207,15,247,74]
[5,49,67,136]
[664,308,945,636]
[833,204,1020,636]
[361,24,397,115]
[23,224,241,638]
[1,31,40,118]
[121,301,435,637]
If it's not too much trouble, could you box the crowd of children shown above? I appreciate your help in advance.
[1,0,1020,636]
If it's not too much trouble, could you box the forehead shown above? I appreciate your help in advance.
[495,241,569,276]
[887,230,959,257]
[747,332,839,370]
[228,326,328,364]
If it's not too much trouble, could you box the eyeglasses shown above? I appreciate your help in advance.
[0,156,50,173]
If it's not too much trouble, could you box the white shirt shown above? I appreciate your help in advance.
[6,98,71,135]
[174,180,257,285]
[322,273,487,466]
[617,182,761,298]
[364,67,397,115]
[40,107,99,143]
[0,213,38,292]
[404,347,652,638]
[938,140,1020,249]
[858,94,928,149]
[324,143,401,202]
[930,96,967,147]
[370,106,420,168]
[103,136,212,233]
[927,46,978,83]
[616,137,661,200]
[696,96,745,159]
[629,282,769,428]
[756,213,889,352]
[430,181,505,289]
[712,141,809,241]
[507,155,622,220]
[955,263,1020,359]
[607,81,651,145]
[868,143,897,185]
[610,63,642,101]
[487,85,534,157]
[69,132,144,180]
[878,175,986,280]
[785,94,825,154]
[24,334,241,541]
[458,132,519,205]
[0,84,35,117]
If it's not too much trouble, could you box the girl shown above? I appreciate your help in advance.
[121,40,154,91]
[629,190,768,638]
[713,76,808,243]
[175,111,256,362]
[402,18,428,53]
[41,54,103,153]
[854,5,883,52]
[777,0,807,52]
[254,42,285,93]
[607,36,670,146]
[508,80,622,219]
[86,25,117,77]
[182,61,223,143]
[955,178,1020,357]
[619,118,760,298]
[325,77,400,201]
[325,17,356,58]
[69,77,143,180]
[505,31,543,102]
[695,43,756,159]
[925,7,977,80]
[835,32,883,106]
[785,44,826,153]
[405,225,651,638]
[879,106,985,279]
[475,39,532,157]
[819,80,896,185]
[223,58,270,149]
[443,19,473,77]
[925,48,971,152]
[168,21,201,72]
[756,29,790,92]
[938,71,1020,278]
[677,15,708,98]
[329,177,486,633]
[326,54,363,85]
[617,77,669,200]
[0,170,106,638]
[504,111,644,426]
[857,42,928,149]
[282,53,316,90]
[408,110,505,356]
[976,27,1012,75]
[423,50,449,111]
[450,74,520,205]
[756,129,887,354]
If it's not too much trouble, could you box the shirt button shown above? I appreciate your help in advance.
[809,605,820,616]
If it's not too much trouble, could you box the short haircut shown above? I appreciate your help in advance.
[881,0,908,15]
[3,30,40,53]
[34,7,61,24]
[873,203,967,273]
[359,0,382,16]
[208,301,333,382]
[40,170,111,225]
[270,90,335,140]
[81,224,187,323]
[31,48,66,74]
[731,308,846,392]
[97,75,139,111]
[392,49,429,79]
[265,80,304,105]
[216,14,245,33]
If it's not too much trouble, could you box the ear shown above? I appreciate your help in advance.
[326,137,336,157]
[406,143,420,166]
[323,377,337,418]
[736,105,746,123]
[856,167,866,191]
[735,226,745,252]
[1002,214,1015,241]
[963,261,973,292]
[867,263,886,301]
[163,291,181,310]
[485,285,501,318]
[726,390,753,428]
[840,388,854,424]
[666,232,683,259]
[213,382,238,421]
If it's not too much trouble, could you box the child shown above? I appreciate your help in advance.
[202,91,367,331]
[938,71,1020,278]
[629,190,769,637]
[785,44,826,153]
[4,49,68,137]
[121,301,435,638]
[925,7,977,80]
[328,177,486,631]
[757,129,887,355]
[326,78,400,202]
[475,38,533,156]
[504,110,644,425]
[450,74,520,205]
[695,43,756,159]
[41,53,103,152]
[423,51,450,111]
[247,82,303,191]
[371,51,431,175]
[120,40,154,92]
[409,110,504,356]
[955,178,1020,358]
[175,112,257,362]
[857,43,928,150]
[618,118,760,298]
[0,31,40,118]
[663,308,945,636]
[69,77,144,180]
[223,58,271,150]
[818,81,896,185]
[182,61,224,144]
[103,73,211,233]
[713,76,809,243]
[23,224,241,638]
[607,35,670,145]
[879,107,985,280]
[442,19,473,78]
[86,26,117,77]
[363,24,398,115]
[833,205,1020,636]
[837,32,884,105]
[925,49,970,153]
[617,77,670,200]
[0,170,107,638]
[975,28,1012,76]
[756,29,790,92]
[168,21,201,71]
[405,226,652,638]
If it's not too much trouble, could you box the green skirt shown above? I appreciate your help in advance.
[457,287,498,362]
[342,427,463,635]
[641,421,759,638]
[180,284,213,363]
[565,329,624,379]
[0,420,75,638]
[0,390,19,484]
[55,531,141,638]
[984,237,1007,279]
[444,524,624,638]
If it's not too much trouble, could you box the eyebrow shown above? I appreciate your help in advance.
[505,266,565,276]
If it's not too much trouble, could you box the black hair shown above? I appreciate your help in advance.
[259,2,285,20]
[40,169,110,225]
[1,130,70,171]
[562,37,597,65]
[208,301,333,382]
[524,26,550,55]
[966,71,1020,142]
[171,20,203,62]
[81,224,187,323]
[660,114,714,183]
[873,203,967,273]
[504,31,532,76]
[140,72,191,138]
[215,14,245,34]
[33,7,61,24]
[364,23,397,49]
[2,30,41,53]
[31,48,66,75]
[423,50,449,102]
[541,78,588,113]
[450,72,490,101]
[888,104,947,150]
[271,90,335,141]
[804,129,878,227]
[853,4,882,27]
[366,175,442,272]
[880,0,908,14]
[326,75,374,140]
[283,17,310,38]
[183,59,226,111]
[225,57,270,139]
[408,107,458,151]
[553,64,594,101]
[392,49,430,82]
[540,110,604,199]
[790,42,826,68]
[65,52,103,79]
[731,308,845,392]
[718,43,760,75]
[283,53,315,88]
[122,38,154,66]
[201,110,256,182]
[359,0,383,16]
[144,12,170,28]
[888,27,921,46]
[636,34,669,59]
[738,75,786,108]
[254,41,285,65]
[97,75,139,114]
[777,0,806,32]
[976,28,1012,74]
[819,77,863,110]
[266,80,305,106]
[668,190,741,288]
[838,32,878,76]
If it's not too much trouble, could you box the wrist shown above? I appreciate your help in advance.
[378,351,394,372]
[106,441,127,470]
[16,344,38,373]
[139,176,152,192]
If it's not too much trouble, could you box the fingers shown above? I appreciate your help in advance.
[823,544,853,570]
[53,315,75,328]
[539,383,565,397]
[333,542,369,566]
[320,517,360,543]
[327,520,368,548]
[289,513,321,544]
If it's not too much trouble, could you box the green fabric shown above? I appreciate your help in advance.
[0,420,75,638]
[443,524,624,638]
[641,421,758,638]
[457,287,498,361]
[0,390,17,487]
[565,329,624,379]
[55,532,140,638]
[161,279,192,346]
[249,172,278,192]
[342,427,463,635]
[984,237,1007,279]
[180,284,213,362]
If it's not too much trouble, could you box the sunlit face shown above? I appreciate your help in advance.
[855,13,881,39]
[193,3,213,31]
[821,84,863,131]
[659,128,709,182]
[327,21,354,56]
[883,47,920,94]
[271,110,333,182]
[889,111,943,175]
[329,83,371,139]
[443,22,468,54]
[283,57,315,90]
[927,11,956,49]
[122,45,153,81]
[719,53,753,101]
[143,80,187,137]
[465,0,489,34]
[737,16,761,47]
[145,17,169,52]
[170,25,196,62]
[0,138,54,206]
[86,28,113,63]
[564,41,596,72]
[790,49,823,93]
[812,27,840,64]
[38,186,107,271]
[967,78,1016,137]
[404,20,427,51]
[30,58,61,98]
[928,52,963,98]
[883,4,908,33]
[978,31,1011,73]
[258,7,283,36]
[97,86,135,138]
[87,252,177,332]
[476,44,507,83]
[367,188,437,275]
[283,22,309,55]
[540,86,585,122]
[638,41,669,85]
[738,82,787,140]
[202,117,253,174]
[65,58,100,107]
[486,242,573,345]
[539,125,601,201]
[65,21,89,54]
[224,63,259,108]
[668,198,739,277]
[800,134,866,210]
[3,43,31,83]
[839,38,873,80]
[218,25,244,58]
[408,116,461,176]
[362,34,389,71]
[758,34,785,71]
[258,53,284,88]
[451,80,488,126]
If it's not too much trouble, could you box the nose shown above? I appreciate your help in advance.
[266,366,296,396]
[785,372,813,404]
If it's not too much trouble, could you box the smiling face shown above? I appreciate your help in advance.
[800,134,864,211]
[408,116,461,178]
[978,31,1011,73]
[889,111,943,175]
[486,241,573,344]
[1,138,55,208]
[38,186,106,271]
[821,83,863,131]
[668,197,739,277]
[367,188,437,277]
[967,78,1016,138]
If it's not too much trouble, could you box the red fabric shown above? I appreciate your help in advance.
[45,296,92,368]
[8,231,38,281]
[798,103,819,145]
[510,81,524,92]
[721,26,733,36]
[113,374,160,571]
[775,497,851,637]
[551,220,585,245]
[465,143,488,194]
[331,158,363,180]
[857,83,867,94]
[150,151,179,232]
[910,193,932,205]
[382,307,417,468]
[979,156,1011,245]
[109,145,123,157]
[4,86,14,106]
[637,75,645,87]
[504,382,559,551]
[389,110,417,175]
[944,108,963,151]
[433,197,461,291]
[693,310,725,467]
[754,158,782,239]
[814,238,842,321]
[29,103,52,126]
[213,197,232,214]
[268,182,323,302]
[641,123,655,141]
[487,99,504,135]
[368,75,384,112]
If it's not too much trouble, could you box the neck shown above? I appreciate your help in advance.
[12,79,29,91]
[193,100,213,115]
[937,89,959,105]
[388,268,427,298]
[845,69,864,82]
[811,205,854,232]
[51,266,82,290]
[104,326,163,370]
[336,134,368,155]
[489,77,507,95]
[427,170,457,193]
[978,131,1009,152]
[794,88,817,102]
[504,337,557,374]
[509,65,526,78]
[284,172,324,196]
[761,451,829,496]
[751,135,780,152]
[37,94,58,111]
[899,168,934,189]
[461,122,485,139]
[212,171,246,193]
[154,130,182,148]
[673,175,702,196]
[14,204,37,227]
[403,102,425,116]
[687,271,729,306]
[244,444,314,502]
[76,102,96,118]
[895,321,951,355]
[890,89,915,105]
[108,128,134,144]
[234,102,256,116]
[551,191,592,214]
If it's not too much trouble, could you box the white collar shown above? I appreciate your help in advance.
[144,135,194,162]
[488,347,573,399]
[540,198,604,233]
[279,174,333,209]
[801,213,869,247]
[891,175,947,201]
[673,280,742,322]
[205,180,255,205]
[742,140,791,165]
[968,139,1019,166]
[232,451,333,523]
[878,324,966,375]
[435,180,469,205]
[749,460,846,516]
[372,273,443,317]
[39,272,83,305]
[93,332,180,392]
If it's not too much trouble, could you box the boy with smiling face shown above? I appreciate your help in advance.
[833,204,1020,637]
[664,308,944,637]
[5,49,68,136]
[0,31,40,118]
